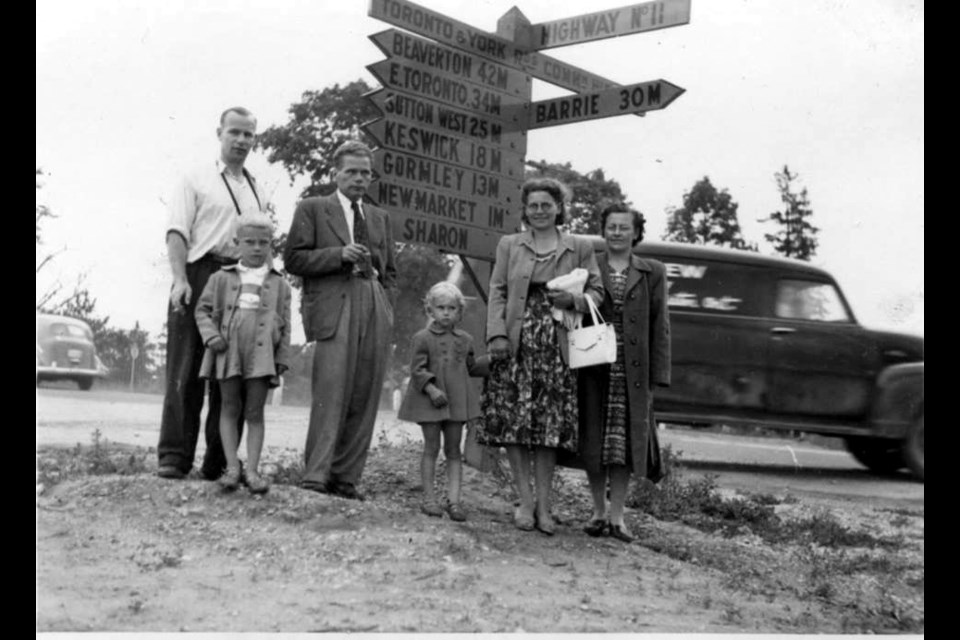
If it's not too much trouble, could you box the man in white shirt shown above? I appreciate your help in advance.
[158,106,263,480]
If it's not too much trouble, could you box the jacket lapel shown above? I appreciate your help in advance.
[625,254,652,295]
[325,194,351,246]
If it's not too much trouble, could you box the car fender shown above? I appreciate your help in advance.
[869,362,923,438]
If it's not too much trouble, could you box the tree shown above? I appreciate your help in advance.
[663,176,757,251]
[257,80,380,200]
[36,168,107,322]
[524,159,629,234]
[760,165,819,261]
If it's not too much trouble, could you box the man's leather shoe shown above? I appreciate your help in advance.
[301,481,332,495]
[157,465,186,480]
[330,482,365,501]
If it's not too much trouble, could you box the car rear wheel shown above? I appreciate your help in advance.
[843,436,905,475]
[77,378,94,391]
[901,415,924,482]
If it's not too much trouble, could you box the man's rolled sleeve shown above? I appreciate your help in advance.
[166,175,196,247]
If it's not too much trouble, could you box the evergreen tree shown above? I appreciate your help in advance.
[760,165,819,261]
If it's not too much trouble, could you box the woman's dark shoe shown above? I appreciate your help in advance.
[609,524,635,543]
[445,502,468,522]
[583,518,609,537]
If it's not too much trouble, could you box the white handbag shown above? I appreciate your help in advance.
[567,295,617,369]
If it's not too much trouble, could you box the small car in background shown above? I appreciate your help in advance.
[36,313,107,391]
[585,238,924,480]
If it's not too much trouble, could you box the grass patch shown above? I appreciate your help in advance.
[627,446,903,549]
[37,429,149,488]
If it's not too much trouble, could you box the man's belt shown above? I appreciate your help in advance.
[198,253,238,265]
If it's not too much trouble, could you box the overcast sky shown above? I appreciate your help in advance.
[36,0,923,342]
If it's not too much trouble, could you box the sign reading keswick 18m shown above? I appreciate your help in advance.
[365,0,688,260]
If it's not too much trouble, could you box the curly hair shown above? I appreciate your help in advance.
[599,203,646,245]
[520,177,569,226]
[424,281,466,316]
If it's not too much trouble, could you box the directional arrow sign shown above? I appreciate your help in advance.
[366,88,527,151]
[369,0,634,94]
[370,29,531,97]
[367,59,528,122]
[530,0,692,50]
[521,79,685,130]
[376,177,521,233]
[363,119,525,179]
[389,211,504,261]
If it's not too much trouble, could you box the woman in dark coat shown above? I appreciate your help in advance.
[578,204,671,542]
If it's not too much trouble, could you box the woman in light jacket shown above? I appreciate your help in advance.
[479,177,603,535]
[578,204,671,543]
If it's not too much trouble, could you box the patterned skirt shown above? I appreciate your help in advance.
[478,286,579,451]
[601,310,630,466]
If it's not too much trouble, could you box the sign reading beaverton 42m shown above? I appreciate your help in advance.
[365,0,688,261]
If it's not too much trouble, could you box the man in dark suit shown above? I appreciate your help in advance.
[283,140,396,500]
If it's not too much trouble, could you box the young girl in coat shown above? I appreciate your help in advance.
[398,282,488,521]
[195,212,292,495]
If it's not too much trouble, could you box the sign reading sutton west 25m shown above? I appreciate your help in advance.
[365,0,689,261]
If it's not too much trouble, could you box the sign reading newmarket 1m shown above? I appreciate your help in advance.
[364,0,690,261]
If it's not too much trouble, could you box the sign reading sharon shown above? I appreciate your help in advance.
[530,0,692,50]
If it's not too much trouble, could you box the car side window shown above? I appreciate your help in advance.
[775,279,851,322]
[659,259,767,317]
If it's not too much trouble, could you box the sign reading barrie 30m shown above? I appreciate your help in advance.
[365,0,689,261]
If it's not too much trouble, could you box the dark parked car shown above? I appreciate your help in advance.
[587,239,924,480]
[36,313,107,391]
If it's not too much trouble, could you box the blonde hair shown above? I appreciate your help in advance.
[235,211,275,236]
[424,281,466,315]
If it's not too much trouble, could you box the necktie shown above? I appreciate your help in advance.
[351,200,374,277]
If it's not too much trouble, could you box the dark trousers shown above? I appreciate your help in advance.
[158,256,244,476]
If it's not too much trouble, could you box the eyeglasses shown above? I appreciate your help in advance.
[525,202,557,212]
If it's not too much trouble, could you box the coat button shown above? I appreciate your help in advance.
[258,341,264,346]
[632,360,640,367]
[629,316,637,322]
[634,382,642,388]
[630,338,637,345]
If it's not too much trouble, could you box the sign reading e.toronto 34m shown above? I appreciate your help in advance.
[365,0,688,261]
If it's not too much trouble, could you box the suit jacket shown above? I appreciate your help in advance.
[195,264,292,387]
[486,230,603,364]
[283,192,397,341]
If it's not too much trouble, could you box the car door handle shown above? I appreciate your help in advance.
[770,326,797,335]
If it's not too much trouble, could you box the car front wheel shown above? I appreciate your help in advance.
[901,415,924,482]
[78,378,94,391]
[843,436,905,475]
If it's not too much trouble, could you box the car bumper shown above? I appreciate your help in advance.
[36,366,106,379]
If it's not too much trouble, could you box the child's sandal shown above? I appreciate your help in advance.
[446,502,467,522]
[245,470,270,495]
[420,501,444,518]
[218,466,242,491]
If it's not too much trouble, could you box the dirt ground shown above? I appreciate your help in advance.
[35,431,923,635]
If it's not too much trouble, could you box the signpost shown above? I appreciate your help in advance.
[528,0,692,50]
[365,0,689,261]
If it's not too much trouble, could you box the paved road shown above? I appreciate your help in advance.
[36,387,923,506]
